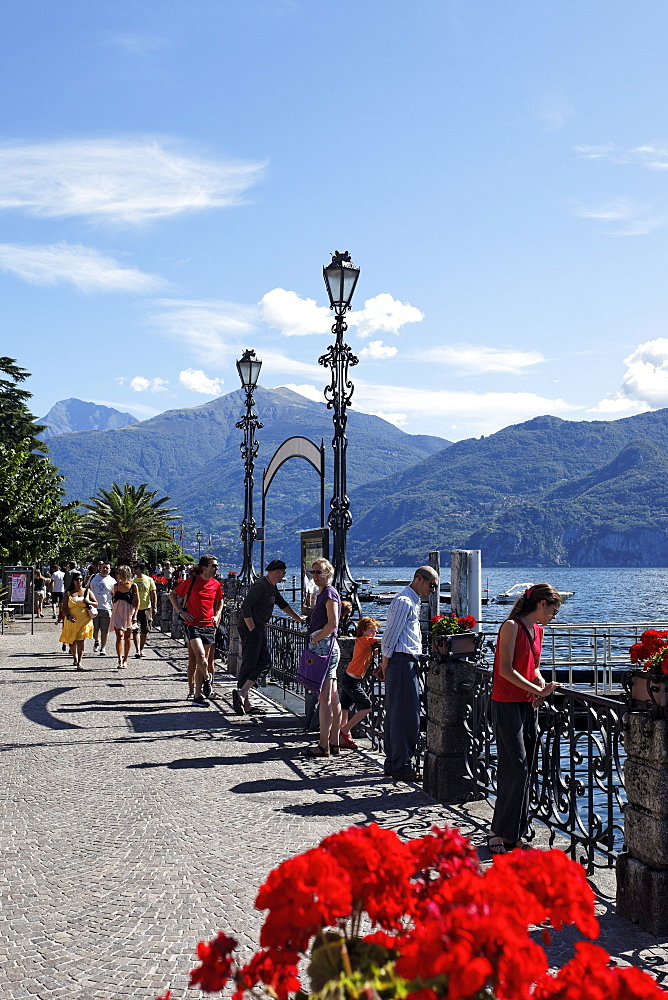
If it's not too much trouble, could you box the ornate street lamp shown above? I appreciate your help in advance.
[236,349,263,587]
[319,251,360,602]
[196,531,203,559]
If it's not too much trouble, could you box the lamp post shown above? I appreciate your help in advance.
[196,531,203,559]
[236,348,263,587]
[319,250,360,602]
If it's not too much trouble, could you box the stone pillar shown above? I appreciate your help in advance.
[159,592,172,633]
[170,604,182,641]
[616,713,668,936]
[226,607,240,677]
[423,656,477,803]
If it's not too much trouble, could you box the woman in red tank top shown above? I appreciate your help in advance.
[488,584,561,856]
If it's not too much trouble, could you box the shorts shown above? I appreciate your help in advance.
[183,624,216,646]
[309,634,340,680]
[51,592,63,606]
[340,671,372,712]
[137,608,152,634]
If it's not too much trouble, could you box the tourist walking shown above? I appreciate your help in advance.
[233,559,304,715]
[33,567,46,617]
[89,563,116,656]
[169,556,223,706]
[110,566,139,669]
[379,566,438,781]
[303,558,342,758]
[50,564,65,620]
[58,571,98,669]
[131,562,157,658]
[338,616,381,750]
[487,583,561,855]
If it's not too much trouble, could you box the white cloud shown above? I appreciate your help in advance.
[0,242,163,291]
[259,288,424,339]
[587,396,650,415]
[350,293,424,338]
[358,340,398,360]
[259,288,331,337]
[350,380,579,437]
[617,338,668,407]
[129,376,169,393]
[0,138,265,224]
[576,143,668,170]
[538,93,571,133]
[178,368,224,395]
[92,398,160,417]
[420,344,543,374]
[260,350,323,379]
[151,299,256,364]
[279,383,325,403]
[574,199,663,236]
[368,410,409,426]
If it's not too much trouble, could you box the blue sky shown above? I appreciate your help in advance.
[4,0,668,441]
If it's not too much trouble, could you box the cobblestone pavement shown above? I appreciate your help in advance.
[1,617,666,999]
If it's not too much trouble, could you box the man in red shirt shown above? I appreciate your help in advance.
[169,556,223,706]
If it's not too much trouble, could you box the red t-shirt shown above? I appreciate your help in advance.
[492,620,542,703]
[174,576,223,627]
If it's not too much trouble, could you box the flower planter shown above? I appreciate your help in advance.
[432,631,477,661]
[627,668,668,713]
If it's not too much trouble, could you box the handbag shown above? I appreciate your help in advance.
[296,636,335,694]
[84,589,98,619]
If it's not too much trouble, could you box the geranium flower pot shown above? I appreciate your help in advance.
[432,631,477,661]
[628,668,668,712]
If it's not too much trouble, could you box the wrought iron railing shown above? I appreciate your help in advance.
[464,664,626,874]
[264,615,308,692]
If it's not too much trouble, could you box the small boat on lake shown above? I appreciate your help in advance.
[495,582,575,604]
[378,579,410,586]
[375,592,399,604]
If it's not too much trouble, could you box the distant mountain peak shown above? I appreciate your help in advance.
[39,398,138,440]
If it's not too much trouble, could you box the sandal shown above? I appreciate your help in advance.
[329,744,340,755]
[247,706,267,715]
[303,745,330,758]
[487,835,508,855]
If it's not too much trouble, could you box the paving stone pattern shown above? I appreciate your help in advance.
[0,618,666,999]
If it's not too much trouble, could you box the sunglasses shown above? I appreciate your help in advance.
[420,576,438,591]
[311,569,326,576]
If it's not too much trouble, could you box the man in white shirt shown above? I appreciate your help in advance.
[89,563,116,655]
[50,564,65,620]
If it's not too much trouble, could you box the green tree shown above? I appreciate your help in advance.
[80,483,179,564]
[0,358,75,563]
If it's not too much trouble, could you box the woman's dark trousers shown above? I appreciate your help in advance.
[491,700,538,844]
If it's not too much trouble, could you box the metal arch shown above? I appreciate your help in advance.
[263,436,324,494]
[260,436,326,573]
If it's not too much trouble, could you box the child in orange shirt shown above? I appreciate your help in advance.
[339,616,381,750]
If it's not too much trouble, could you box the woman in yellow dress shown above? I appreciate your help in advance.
[58,571,97,670]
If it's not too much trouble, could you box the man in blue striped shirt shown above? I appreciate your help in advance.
[379,566,439,781]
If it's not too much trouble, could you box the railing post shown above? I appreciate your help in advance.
[616,714,668,935]
[226,606,240,677]
[423,653,477,803]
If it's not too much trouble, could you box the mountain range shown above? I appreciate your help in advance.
[42,389,668,567]
[39,398,138,439]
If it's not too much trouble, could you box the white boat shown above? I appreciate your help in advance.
[495,582,574,604]
[378,578,410,586]
[375,592,399,604]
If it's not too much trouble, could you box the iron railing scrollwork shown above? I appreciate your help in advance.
[463,665,626,874]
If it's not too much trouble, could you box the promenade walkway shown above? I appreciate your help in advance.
[1,618,666,1000]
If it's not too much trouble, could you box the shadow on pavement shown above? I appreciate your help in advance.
[22,687,82,729]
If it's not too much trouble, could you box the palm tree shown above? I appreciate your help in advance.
[81,483,179,564]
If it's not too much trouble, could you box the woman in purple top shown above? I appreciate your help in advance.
[303,558,342,758]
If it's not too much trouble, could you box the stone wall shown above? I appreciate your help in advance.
[616,713,668,936]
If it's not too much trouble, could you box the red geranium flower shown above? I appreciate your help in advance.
[189,932,237,993]
[233,948,301,1000]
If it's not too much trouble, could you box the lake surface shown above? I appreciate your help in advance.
[281,565,668,628]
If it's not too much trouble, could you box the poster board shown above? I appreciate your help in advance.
[2,566,32,610]
[300,528,329,615]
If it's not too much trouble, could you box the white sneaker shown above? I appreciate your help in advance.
[99,649,107,656]
[93,641,99,652]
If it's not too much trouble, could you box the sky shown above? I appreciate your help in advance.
[4,0,668,442]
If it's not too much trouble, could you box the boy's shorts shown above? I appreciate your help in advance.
[340,671,372,712]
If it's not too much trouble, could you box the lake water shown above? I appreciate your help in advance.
[282,565,668,628]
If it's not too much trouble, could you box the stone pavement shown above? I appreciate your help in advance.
[0,617,666,1000]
